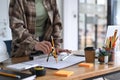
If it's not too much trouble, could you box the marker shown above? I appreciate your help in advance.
[60,54,72,61]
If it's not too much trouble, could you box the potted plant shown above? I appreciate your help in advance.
[97,47,109,63]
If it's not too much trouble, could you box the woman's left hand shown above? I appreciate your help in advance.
[56,48,72,54]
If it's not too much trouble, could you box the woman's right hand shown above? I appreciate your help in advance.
[34,41,52,54]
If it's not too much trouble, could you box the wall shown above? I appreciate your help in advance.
[0,0,12,41]
[0,0,12,56]
[116,0,120,24]
[63,0,78,50]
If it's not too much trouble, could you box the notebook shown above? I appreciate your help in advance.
[6,63,39,71]
[0,69,36,80]
[6,55,85,70]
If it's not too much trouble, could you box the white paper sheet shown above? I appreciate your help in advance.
[6,55,85,70]
[105,25,120,50]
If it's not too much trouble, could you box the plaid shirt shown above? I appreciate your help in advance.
[9,0,62,57]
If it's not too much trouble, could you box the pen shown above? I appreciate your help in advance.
[60,54,72,61]
[0,72,21,79]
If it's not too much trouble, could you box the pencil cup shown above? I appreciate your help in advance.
[106,48,115,62]
[84,47,95,63]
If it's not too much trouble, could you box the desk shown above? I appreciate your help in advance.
[1,54,120,80]
[36,63,120,80]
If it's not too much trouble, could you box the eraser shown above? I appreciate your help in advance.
[54,70,74,77]
[78,62,93,68]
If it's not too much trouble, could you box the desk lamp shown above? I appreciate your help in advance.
[0,40,9,62]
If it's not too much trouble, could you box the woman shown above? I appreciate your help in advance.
[9,0,71,57]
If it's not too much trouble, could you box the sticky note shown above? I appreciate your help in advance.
[78,62,93,68]
[54,70,74,77]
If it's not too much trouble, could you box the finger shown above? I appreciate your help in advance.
[38,43,47,54]
[44,41,52,46]
[40,42,49,54]
[57,49,72,53]
[42,43,51,54]
[35,42,49,54]
[43,41,52,49]
[66,49,72,53]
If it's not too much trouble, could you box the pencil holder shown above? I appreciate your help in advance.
[106,48,115,62]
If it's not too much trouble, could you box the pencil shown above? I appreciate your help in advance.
[0,72,21,78]
[51,36,54,47]
[113,29,117,38]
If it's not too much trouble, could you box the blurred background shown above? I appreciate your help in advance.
[0,0,120,55]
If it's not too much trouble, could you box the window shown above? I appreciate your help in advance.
[63,0,108,50]
[78,0,108,49]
